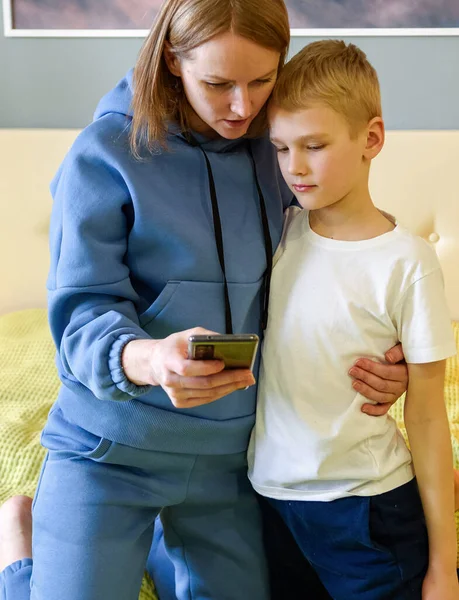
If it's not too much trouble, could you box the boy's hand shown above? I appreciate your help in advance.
[422,568,459,600]
[349,343,408,415]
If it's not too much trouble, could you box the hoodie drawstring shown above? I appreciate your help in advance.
[187,135,273,334]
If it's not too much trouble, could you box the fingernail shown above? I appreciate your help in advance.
[349,368,358,377]
[352,381,360,390]
[240,378,255,391]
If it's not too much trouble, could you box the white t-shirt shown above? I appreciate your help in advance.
[248,207,456,502]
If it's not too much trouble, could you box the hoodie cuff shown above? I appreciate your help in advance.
[0,558,33,597]
[109,333,152,397]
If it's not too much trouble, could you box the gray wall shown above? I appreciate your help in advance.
[1,0,458,130]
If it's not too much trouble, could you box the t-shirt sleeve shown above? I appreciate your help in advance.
[393,268,457,364]
[273,206,302,266]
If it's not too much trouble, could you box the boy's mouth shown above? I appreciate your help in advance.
[293,184,317,193]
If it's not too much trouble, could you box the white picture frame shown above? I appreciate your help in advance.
[3,0,459,38]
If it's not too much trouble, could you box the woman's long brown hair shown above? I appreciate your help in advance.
[130,0,290,155]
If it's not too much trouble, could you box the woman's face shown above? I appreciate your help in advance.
[167,32,281,139]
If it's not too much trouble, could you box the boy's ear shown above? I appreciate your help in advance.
[364,117,385,160]
[164,42,181,77]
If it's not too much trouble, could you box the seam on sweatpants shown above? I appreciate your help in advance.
[164,454,199,600]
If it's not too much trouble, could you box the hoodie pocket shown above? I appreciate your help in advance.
[139,279,263,339]
[136,278,264,421]
[139,282,180,328]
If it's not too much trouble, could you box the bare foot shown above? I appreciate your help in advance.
[454,470,459,512]
[0,496,33,572]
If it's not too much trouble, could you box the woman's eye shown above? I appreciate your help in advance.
[205,78,273,89]
[307,145,325,151]
[276,147,289,154]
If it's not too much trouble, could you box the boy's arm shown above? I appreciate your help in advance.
[404,360,457,579]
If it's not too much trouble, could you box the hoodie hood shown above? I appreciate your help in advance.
[94,69,135,120]
[93,69,249,154]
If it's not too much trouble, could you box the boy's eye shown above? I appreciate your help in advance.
[275,147,289,154]
[252,78,274,86]
[307,144,325,151]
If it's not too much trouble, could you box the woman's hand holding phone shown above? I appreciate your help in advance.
[121,327,256,409]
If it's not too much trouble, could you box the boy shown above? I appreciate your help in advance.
[248,40,458,599]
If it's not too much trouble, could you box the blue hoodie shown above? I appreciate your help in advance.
[47,70,293,455]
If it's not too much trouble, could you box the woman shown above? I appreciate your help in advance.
[0,1,408,599]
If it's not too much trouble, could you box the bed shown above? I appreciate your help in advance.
[0,128,458,596]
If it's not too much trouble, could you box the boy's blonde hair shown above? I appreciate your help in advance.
[131,0,290,155]
[271,40,382,135]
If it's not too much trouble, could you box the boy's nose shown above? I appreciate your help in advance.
[288,155,309,176]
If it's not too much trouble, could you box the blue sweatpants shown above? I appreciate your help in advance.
[147,496,334,600]
[0,412,269,600]
[267,479,429,600]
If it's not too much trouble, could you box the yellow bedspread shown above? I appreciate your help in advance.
[1,308,458,591]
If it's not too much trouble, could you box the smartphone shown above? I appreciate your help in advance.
[188,334,259,370]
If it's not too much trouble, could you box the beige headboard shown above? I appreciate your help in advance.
[0,129,458,319]
[0,130,78,316]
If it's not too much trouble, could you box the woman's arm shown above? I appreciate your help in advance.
[404,360,458,599]
[47,135,161,402]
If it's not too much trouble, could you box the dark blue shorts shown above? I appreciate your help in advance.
[268,478,429,599]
